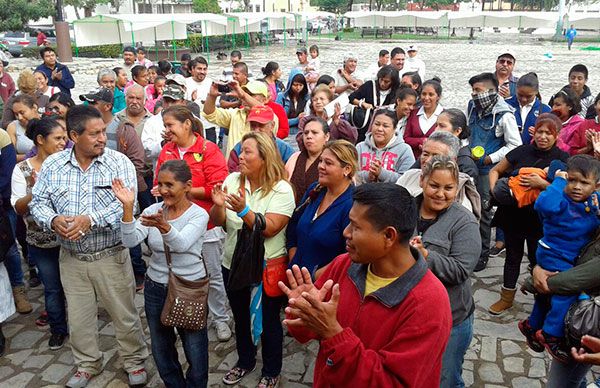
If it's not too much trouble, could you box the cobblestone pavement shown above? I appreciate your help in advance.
[2,252,599,387]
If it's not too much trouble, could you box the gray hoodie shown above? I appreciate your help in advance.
[356,132,415,184]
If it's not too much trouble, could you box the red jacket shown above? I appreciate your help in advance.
[155,134,227,229]
[0,72,16,104]
[403,109,437,159]
[267,100,290,139]
[288,252,452,388]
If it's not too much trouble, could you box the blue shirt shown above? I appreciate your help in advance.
[31,148,137,253]
[286,182,354,273]
[535,177,600,262]
[34,62,75,96]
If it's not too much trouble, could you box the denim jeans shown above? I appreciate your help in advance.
[29,245,68,335]
[4,207,24,287]
[144,277,208,388]
[222,266,284,377]
[476,174,492,262]
[546,358,589,388]
[441,314,474,388]
[129,244,147,278]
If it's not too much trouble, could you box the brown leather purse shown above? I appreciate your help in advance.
[160,241,210,331]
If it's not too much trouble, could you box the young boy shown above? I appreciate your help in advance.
[566,64,594,119]
[519,154,600,362]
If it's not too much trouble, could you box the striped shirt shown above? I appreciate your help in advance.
[31,148,137,253]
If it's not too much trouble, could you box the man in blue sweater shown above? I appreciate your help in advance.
[467,73,521,272]
[35,47,75,96]
[519,155,600,363]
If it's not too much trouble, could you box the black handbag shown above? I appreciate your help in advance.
[227,212,266,291]
[565,295,600,348]
[0,202,14,262]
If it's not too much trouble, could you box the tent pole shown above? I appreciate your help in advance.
[204,20,210,61]
[171,20,177,61]
[130,22,135,46]
[284,17,287,47]
[116,20,123,48]
[266,17,270,52]
[73,22,79,57]
[154,27,158,60]
[245,20,249,50]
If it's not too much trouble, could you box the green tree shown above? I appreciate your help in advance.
[63,0,111,18]
[0,0,55,31]
[315,0,347,13]
[192,0,221,13]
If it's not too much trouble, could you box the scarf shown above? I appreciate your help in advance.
[472,90,498,116]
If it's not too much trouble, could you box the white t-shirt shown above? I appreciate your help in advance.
[185,77,215,129]
[404,57,426,80]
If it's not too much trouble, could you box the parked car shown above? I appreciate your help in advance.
[1,29,57,57]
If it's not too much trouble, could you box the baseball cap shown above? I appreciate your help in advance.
[79,88,113,104]
[242,81,268,98]
[247,105,274,124]
[407,44,418,52]
[296,47,307,55]
[166,73,187,87]
[497,49,516,61]
[162,84,186,100]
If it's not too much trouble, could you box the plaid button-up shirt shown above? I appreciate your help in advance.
[31,148,137,253]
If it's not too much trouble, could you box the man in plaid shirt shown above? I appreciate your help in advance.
[31,105,148,388]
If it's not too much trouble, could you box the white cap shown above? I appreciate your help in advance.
[497,49,516,61]
[407,44,418,52]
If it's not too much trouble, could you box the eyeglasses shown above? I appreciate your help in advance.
[497,59,514,65]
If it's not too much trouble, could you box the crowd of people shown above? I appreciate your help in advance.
[1,42,600,388]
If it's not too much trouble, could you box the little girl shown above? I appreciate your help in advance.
[145,76,165,113]
[305,45,321,91]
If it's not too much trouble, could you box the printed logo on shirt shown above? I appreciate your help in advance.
[193,152,203,162]
[360,152,399,172]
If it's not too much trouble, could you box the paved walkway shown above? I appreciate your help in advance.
[0,253,597,387]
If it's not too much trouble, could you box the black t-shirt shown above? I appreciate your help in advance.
[505,144,569,174]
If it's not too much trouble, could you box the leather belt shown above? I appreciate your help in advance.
[68,245,125,262]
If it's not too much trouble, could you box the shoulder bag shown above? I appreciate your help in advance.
[565,295,600,348]
[348,80,378,142]
[228,210,266,292]
[160,238,210,331]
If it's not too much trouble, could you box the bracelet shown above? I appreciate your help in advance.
[236,205,250,218]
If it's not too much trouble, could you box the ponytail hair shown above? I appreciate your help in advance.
[162,105,204,135]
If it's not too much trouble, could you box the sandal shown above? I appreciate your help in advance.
[223,366,255,385]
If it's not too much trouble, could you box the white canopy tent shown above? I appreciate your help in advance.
[344,11,448,28]
[568,13,600,30]
[73,13,229,47]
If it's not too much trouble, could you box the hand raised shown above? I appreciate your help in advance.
[112,178,136,207]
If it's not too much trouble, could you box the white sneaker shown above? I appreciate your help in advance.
[215,321,232,342]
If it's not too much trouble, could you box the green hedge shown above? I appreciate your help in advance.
[22,44,123,59]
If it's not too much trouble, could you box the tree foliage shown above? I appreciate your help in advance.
[0,0,55,31]
[315,0,347,13]
[63,0,111,18]
[192,0,221,13]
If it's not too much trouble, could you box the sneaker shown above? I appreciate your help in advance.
[215,321,232,342]
[257,375,280,388]
[489,244,506,257]
[135,275,145,292]
[536,330,571,363]
[128,368,147,387]
[35,311,49,327]
[473,257,489,272]
[518,319,544,352]
[66,370,93,388]
[12,286,32,314]
[223,366,256,385]
[48,333,67,350]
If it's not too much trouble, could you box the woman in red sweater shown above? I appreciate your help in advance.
[403,78,443,159]
[154,105,233,341]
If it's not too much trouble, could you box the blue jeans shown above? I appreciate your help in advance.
[144,277,208,388]
[495,228,504,244]
[4,207,24,287]
[547,358,589,388]
[29,245,68,335]
[129,244,146,278]
[441,314,474,388]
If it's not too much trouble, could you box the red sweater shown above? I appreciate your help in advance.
[403,109,437,159]
[288,253,452,388]
[267,100,290,139]
[572,118,600,156]
[155,134,228,229]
